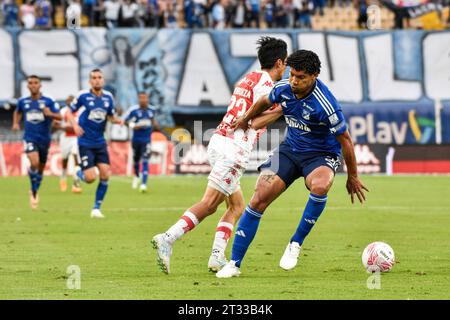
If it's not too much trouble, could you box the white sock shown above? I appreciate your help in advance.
[212,221,234,256]
[164,211,199,245]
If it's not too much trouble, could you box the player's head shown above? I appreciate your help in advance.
[89,68,104,91]
[138,92,148,108]
[286,50,321,95]
[256,37,288,80]
[27,75,41,95]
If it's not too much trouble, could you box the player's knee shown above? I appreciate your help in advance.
[309,181,330,196]
[249,194,269,213]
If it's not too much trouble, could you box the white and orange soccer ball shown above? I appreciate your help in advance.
[362,242,395,273]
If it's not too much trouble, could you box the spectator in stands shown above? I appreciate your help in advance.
[1,0,19,27]
[66,0,82,28]
[312,0,325,16]
[35,0,53,29]
[231,0,246,28]
[104,0,120,28]
[245,0,260,27]
[297,0,312,28]
[263,0,275,28]
[165,1,178,28]
[19,0,36,28]
[274,0,288,27]
[83,0,97,26]
[118,0,139,27]
[355,0,367,29]
[211,0,226,29]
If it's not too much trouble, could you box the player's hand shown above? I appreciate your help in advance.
[231,116,249,131]
[346,175,369,204]
[74,124,84,137]
[12,123,20,131]
[43,107,52,117]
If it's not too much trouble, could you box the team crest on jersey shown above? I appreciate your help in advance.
[302,109,310,120]
[89,101,95,107]
[24,103,30,109]
[39,102,46,110]
[104,101,110,108]
[302,102,314,111]
[88,108,107,123]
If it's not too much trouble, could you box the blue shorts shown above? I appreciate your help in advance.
[78,145,110,170]
[24,140,50,164]
[132,141,151,162]
[258,143,341,188]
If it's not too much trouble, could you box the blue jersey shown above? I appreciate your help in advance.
[71,90,115,148]
[17,95,59,145]
[124,105,156,144]
[269,78,347,156]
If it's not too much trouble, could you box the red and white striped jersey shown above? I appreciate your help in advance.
[215,70,274,151]
[60,107,78,137]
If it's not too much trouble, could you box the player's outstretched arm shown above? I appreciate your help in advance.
[231,95,272,131]
[12,109,22,131]
[250,105,283,130]
[335,130,369,204]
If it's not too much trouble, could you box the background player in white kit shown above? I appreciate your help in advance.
[57,95,82,193]
[152,37,288,274]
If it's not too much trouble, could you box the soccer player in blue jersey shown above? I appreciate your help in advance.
[124,92,160,193]
[217,50,368,278]
[66,69,125,219]
[12,75,62,209]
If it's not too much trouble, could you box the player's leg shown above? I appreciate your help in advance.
[131,142,141,189]
[25,142,41,209]
[152,186,227,274]
[218,146,300,278]
[280,155,339,271]
[208,188,245,272]
[71,145,82,193]
[139,143,151,192]
[75,146,97,184]
[90,146,111,218]
[59,135,69,192]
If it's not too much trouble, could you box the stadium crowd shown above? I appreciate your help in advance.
[1,0,448,30]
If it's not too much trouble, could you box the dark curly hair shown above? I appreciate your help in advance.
[256,37,288,70]
[286,50,321,75]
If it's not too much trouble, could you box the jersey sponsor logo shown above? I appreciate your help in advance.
[25,110,45,123]
[88,108,107,123]
[263,81,273,87]
[284,115,311,132]
[302,102,314,111]
[302,109,310,120]
[328,113,339,125]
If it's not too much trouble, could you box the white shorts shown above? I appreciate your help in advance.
[207,134,250,196]
[59,135,78,159]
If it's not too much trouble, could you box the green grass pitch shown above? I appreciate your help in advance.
[1,175,449,300]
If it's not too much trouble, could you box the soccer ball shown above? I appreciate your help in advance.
[362,242,395,273]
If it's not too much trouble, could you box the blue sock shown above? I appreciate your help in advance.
[141,160,148,185]
[231,206,263,267]
[94,179,108,209]
[28,169,39,196]
[291,193,328,245]
[76,169,85,182]
[134,161,140,178]
[35,172,43,192]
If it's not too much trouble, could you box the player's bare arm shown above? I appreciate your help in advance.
[42,107,62,120]
[231,95,272,131]
[152,118,161,131]
[335,130,369,204]
[250,105,283,130]
[12,109,22,131]
[66,109,84,137]
[108,115,125,126]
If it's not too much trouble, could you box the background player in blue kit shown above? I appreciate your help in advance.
[217,50,369,278]
[66,69,125,219]
[12,75,62,210]
[124,92,160,193]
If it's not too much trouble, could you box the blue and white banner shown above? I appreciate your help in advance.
[0,28,449,129]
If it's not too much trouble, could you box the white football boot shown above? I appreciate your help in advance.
[90,208,105,219]
[132,176,140,189]
[279,241,301,271]
[216,260,241,278]
[208,251,228,272]
[151,233,172,274]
